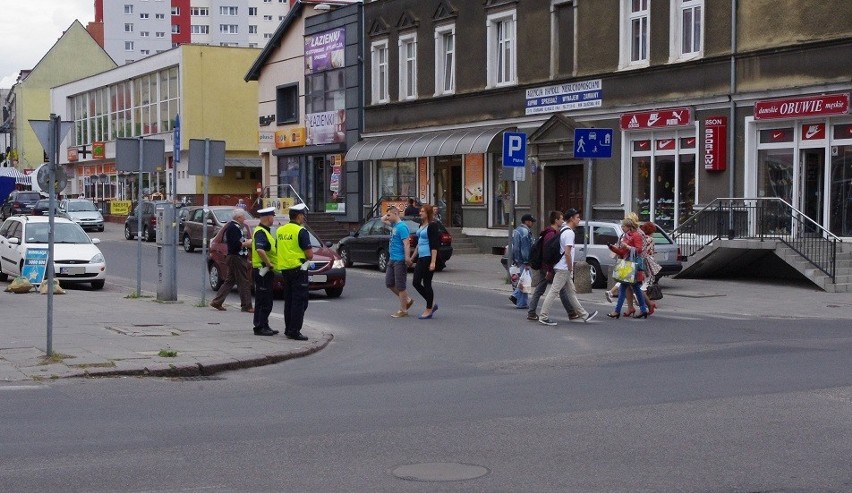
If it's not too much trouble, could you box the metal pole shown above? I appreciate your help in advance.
[584,158,592,252]
[136,137,144,297]
[201,139,210,303]
[506,178,514,282]
[46,114,60,356]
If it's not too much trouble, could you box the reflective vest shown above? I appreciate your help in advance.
[251,225,276,269]
[276,222,307,270]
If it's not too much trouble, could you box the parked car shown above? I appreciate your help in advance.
[337,217,453,272]
[207,218,346,298]
[0,216,106,289]
[1,191,43,220]
[32,198,61,217]
[500,221,682,288]
[124,200,170,242]
[181,206,253,252]
[58,198,104,231]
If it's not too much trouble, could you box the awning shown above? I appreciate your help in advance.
[224,158,262,168]
[0,167,32,185]
[345,125,515,161]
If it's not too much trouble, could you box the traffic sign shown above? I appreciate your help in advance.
[573,128,613,158]
[502,132,526,167]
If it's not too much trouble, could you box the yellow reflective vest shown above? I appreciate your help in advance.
[276,222,307,270]
[251,225,276,269]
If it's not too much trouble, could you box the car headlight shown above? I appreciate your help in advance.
[91,253,105,263]
[332,259,345,269]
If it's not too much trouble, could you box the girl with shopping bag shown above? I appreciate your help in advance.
[606,217,649,319]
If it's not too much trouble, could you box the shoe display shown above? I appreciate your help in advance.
[538,317,557,326]
[527,313,539,321]
[584,311,598,322]
[286,333,309,341]
[391,310,408,318]
[210,302,226,311]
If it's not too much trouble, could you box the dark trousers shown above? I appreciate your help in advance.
[412,257,435,308]
[211,254,252,309]
[252,269,274,330]
[281,268,309,336]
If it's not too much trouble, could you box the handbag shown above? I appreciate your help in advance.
[611,258,636,284]
[647,283,663,301]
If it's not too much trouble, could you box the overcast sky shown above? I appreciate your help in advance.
[0,0,93,89]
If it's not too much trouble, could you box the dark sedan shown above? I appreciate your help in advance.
[337,218,453,272]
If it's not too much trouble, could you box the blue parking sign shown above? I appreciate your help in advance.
[574,128,613,158]
[502,132,527,167]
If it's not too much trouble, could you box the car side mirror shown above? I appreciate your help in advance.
[206,218,215,225]
[349,231,357,237]
[91,238,101,244]
[8,238,20,245]
[324,240,333,248]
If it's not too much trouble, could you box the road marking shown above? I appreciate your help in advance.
[0,385,46,391]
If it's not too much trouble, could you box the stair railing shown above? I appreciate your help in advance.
[671,197,840,282]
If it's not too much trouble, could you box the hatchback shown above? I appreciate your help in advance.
[1,191,43,220]
[181,206,253,252]
[337,217,453,272]
[59,199,105,231]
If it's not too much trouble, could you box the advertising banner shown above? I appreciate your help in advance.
[110,200,132,215]
[754,93,849,120]
[22,248,48,285]
[306,110,345,145]
[703,116,727,172]
[418,157,428,203]
[463,154,485,204]
[621,107,692,130]
[305,28,345,75]
[525,79,603,115]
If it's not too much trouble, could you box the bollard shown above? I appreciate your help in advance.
[573,261,592,293]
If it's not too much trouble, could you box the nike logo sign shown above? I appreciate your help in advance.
[804,125,821,139]
[772,131,784,139]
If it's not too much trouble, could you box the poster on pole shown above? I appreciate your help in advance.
[22,248,48,285]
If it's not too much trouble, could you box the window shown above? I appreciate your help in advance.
[155,13,165,19]
[125,23,134,32]
[249,7,257,16]
[191,7,209,16]
[124,4,133,14]
[671,0,703,61]
[249,25,257,34]
[220,24,238,34]
[621,0,650,68]
[264,33,273,39]
[263,15,273,21]
[172,24,181,33]
[156,32,165,38]
[371,40,389,104]
[276,83,299,124]
[434,24,455,95]
[220,6,238,16]
[398,33,417,100]
[140,13,149,19]
[140,31,149,37]
[305,69,345,114]
[140,49,150,55]
[486,11,517,88]
[125,41,134,51]
[630,132,697,230]
[191,25,209,34]
[171,7,180,15]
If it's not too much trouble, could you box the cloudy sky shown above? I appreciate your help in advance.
[0,0,93,89]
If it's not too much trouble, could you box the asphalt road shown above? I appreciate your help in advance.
[2,224,851,492]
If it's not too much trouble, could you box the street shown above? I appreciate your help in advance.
[1,224,851,491]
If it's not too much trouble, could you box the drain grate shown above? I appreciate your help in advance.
[391,463,489,482]
[170,375,226,381]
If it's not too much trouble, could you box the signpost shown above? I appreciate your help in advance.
[502,132,527,273]
[188,138,226,303]
[574,128,614,253]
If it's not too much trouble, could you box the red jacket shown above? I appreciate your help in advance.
[608,230,645,282]
[539,226,560,276]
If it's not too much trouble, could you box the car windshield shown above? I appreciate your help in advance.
[25,223,92,244]
[18,193,41,202]
[67,201,98,212]
[213,208,253,222]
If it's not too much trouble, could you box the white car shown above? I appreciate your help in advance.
[59,198,105,232]
[0,216,107,289]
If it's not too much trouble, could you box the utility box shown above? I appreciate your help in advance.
[155,203,177,301]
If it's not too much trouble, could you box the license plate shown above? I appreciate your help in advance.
[60,267,85,275]
[309,275,327,283]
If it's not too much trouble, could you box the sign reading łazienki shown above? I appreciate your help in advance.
[525,79,603,115]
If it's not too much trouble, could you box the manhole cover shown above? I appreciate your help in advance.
[391,462,489,482]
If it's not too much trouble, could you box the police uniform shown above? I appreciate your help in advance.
[275,203,313,340]
[251,207,278,336]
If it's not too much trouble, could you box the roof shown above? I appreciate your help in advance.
[244,2,305,81]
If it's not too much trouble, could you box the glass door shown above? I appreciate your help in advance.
[799,149,824,235]
[829,145,852,237]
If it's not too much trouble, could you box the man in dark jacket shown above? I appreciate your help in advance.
[526,210,577,321]
[210,208,253,312]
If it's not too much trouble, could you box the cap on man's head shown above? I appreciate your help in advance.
[521,213,536,223]
[257,207,276,217]
[564,208,580,219]
[290,203,308,213]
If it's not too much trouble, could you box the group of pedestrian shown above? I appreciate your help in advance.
[210,203,313,340]
[383,204,440,319]
[604,214,661,318]
[511,208,598,326]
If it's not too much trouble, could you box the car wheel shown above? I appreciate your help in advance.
[124,224,134,240]
[325,287,343,298]
[338,246,352,267]
[98,226,105,232]
[143,226,154,242]
[0,267,7,282]
[377,249,389,273]
[183,234,195,252]
[587,258,606,289]
[91,280,105,290]
[209,263,221,291]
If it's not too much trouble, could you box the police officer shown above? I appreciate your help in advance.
[251,207,278,336]
[275,203,313,341]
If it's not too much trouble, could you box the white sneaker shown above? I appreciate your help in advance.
[584,310,598,323]
[605,291,613,304]
[538,317,557,326]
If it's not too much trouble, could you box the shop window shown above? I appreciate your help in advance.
[759,128,794,144]
[678,153,696,226]
[377,160,416,198]
[833,124,852,140]
[830,145,852,236]
[492,156,512,226]
[631,134,697,230]
[634,156,652,222]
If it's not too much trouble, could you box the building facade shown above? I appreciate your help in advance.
[51,44,262,204]
[350,0,852,250]
[93,0,294,65]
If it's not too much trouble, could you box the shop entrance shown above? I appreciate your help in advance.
[553,164,583,216]
[434,156,463,226]
[799,148,825,234]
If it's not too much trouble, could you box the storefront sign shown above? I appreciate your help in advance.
[463,154,485,205]
[801,123,826,141]
[110,200,132,215]
[621,107,692,130]
[656,139,675,151]
[274,127,307,149]
[92,141,105,159]
[22,248,48,285]
[67,147,79,162]
[306,110,345,146]
[418,157,428,203]
[703,116,727,172]
[525,79,602,115]
[259,131,275,146]
[305,28,345,75]
[754,93,849,120]
[330,164,341,192]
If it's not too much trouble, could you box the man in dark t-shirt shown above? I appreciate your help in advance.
[210,209,253,312]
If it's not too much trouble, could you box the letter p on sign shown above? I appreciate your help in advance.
[502,131,527,167]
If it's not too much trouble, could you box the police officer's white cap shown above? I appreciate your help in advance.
[290,203,308,212]
[257,207,276,216]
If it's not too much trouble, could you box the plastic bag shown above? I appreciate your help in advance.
[612,259,636,284]
[518,268,532,294]
[6,276,34,294]
[39,279,66,295]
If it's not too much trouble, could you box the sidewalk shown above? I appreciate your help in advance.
[2,253,850,382]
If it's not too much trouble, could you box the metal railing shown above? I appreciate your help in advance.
[671,198,840,282]
[365,195,419,222]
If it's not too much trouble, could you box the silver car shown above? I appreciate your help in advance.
[59,199,105,232]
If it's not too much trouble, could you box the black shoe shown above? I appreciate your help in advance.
[286,333,309,341]
[509,295,517,305]
[263,326,280,335]
[253,327,276,336]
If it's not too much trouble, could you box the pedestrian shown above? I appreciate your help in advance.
[409,203,440,319]
[607,217,650,319]
[236,198,248,210]
[250,207,278,336]
[538,208,598,326]
[604,212,641,305]
[404,198,420,217]
[274,203,313,341]
[527,210,578,322]
[383,206,414,317]
[509,213,536,309]
[209,208,253,313]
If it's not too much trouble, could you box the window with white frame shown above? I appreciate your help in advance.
[263,15,273,21]
[398,33,418,100]
[156,31,165,38]
[248,7,257,16]
[155,13,165,19]
[125,41,134,51]
[124,4,133,14]
[171,7,180,15]
[172,24,181,33]
[141,49,150,55]
[620,0,650,68]
[220,6,238,16]
[670,0,703,61]
[140,13,149,19]
[125,23,134,32]
[220,24,238,34]
[249,25,257,34]
[264,33,273,39]
[434,24,455,95]
[486,11,517,88]
[371,39,389,104]
[191,25,209,34]
[140,31,149,37]
[191,7,209,16]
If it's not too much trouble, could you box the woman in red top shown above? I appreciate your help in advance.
[606,217,649,319]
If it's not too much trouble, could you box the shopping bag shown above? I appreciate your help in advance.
[518,269,532,294]
[647,283,663,300]
[611,258,636,284]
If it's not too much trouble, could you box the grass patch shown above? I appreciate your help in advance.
[71,362,117,369]
[40,352,74,365]
[125,292,154,299]
[158,349,178,358]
